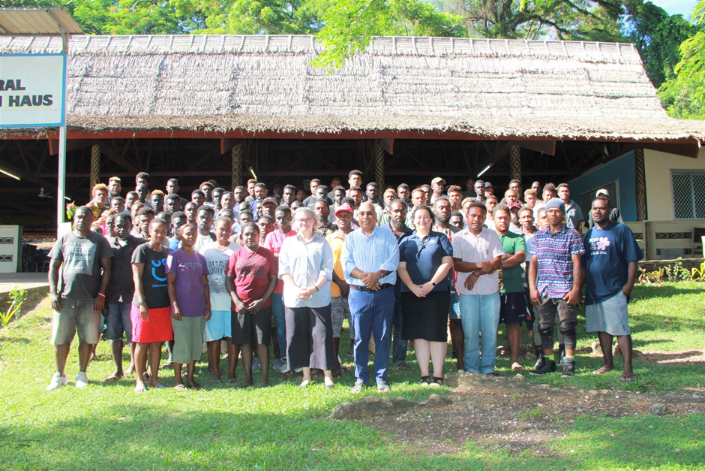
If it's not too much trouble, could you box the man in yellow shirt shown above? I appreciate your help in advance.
[326,203,355,377]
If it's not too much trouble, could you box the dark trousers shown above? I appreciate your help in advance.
[536,297,578,351]
[349,287,395,384]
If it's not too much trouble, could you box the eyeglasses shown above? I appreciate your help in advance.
[297,217,313,223]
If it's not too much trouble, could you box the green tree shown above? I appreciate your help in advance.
[311,0,466,68]
[658,2,705,119]
[177,0,318,35]
[3,0,194,35]
[434,0,624,41]
[624,0,699,88]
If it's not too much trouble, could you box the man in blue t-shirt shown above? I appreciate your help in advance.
[581,196,643,382]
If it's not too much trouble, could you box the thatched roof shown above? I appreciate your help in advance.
[1,34,704,141]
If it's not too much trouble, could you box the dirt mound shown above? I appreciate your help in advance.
[331,371,705,455]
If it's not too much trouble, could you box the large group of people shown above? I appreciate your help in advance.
[46,170,642,393]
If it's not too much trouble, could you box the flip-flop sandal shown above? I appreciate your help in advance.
[593,366,614,375]
[173,384,186,390]
[621,373,636,382]
[103,375,122,382]
[226,378,238,384]
[511,363,525,371]
[211,379,222,384]
[188,384,203,391]
[156,384,168,389]
[134,385,147,393]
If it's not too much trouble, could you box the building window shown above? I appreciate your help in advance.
[672,170,705,219]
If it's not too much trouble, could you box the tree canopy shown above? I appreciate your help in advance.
[623,0,699,88]
[658,1,705,119]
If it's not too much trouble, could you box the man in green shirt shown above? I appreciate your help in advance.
[494,204,527,371]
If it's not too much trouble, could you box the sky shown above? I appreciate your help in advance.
[649,0,698,19]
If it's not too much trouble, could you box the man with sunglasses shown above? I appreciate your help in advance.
[342,202,400,394]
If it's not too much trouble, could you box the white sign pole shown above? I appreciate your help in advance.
[57,124,66,227]
[57,30,69,230]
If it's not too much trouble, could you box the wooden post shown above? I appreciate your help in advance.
[374,141,386,189]
[231,143,243,189]
[90,144,101,192]
[509,145,521,182]
[635,148,648,221]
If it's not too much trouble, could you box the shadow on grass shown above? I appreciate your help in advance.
[0,404,489,471]
[638,350,704,366]
[2,403,704,470]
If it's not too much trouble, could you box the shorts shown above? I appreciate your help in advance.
[448,291,461,320]
[204,310,232,342]
[586,292,631,336]
[231,307,272,345]
[172,315,205,364]
[131,305,173,344]
[51,299,99,346]
[106,302,132,343]
[330,296,350,338]
[499,292,527,324]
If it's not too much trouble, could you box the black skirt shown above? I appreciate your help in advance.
[401,290,451,342]
[285,305,335,371]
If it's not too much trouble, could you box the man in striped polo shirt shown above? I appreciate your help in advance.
[452,202,504,375]
[528,198,585,377]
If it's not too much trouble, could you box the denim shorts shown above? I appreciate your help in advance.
[106,302,132,343]
[51,299,99,346]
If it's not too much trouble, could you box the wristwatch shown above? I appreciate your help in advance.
[431,282,437,287]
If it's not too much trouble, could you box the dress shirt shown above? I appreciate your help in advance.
[279,233,333,308]
[451,227,504,296]
[342,226,399,287]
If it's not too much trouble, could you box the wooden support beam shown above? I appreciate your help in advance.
[474,141,513,177]
[48,139,94,155]
[0,156,63,193]
[640,142,700,159]
[220,138,241,155]
[96,140,141,174]
[377,138,394,156]
[511,140,556,156]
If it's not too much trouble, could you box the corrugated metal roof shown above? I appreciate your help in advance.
[0,8,82,36]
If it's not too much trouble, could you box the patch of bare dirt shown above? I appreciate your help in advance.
[331,372,705,456]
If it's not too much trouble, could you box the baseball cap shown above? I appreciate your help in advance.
[431,177,446,185]
[334,203,354,216]
[484,181,494,189]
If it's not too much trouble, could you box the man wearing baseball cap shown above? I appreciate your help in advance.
[528,198,585,377]
[430,177,447,204]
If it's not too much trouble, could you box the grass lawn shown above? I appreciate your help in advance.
[0,282,703,470]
